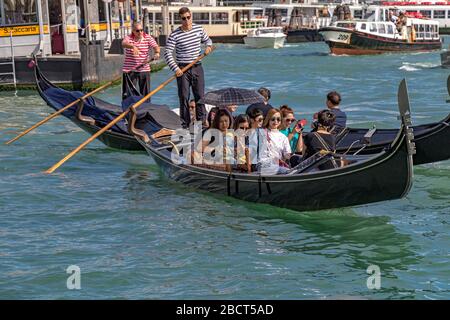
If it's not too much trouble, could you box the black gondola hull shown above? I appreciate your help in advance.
[34,63,146,151]
[335,114,450,165]
[140,130,413,212]
[75,121,144,151]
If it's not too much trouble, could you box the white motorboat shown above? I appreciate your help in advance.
[244,27,287,49]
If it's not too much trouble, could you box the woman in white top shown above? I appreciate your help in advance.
[255,108,292,174]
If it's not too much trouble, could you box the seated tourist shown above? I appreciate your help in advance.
[311,91,346,134]
[246,87,273,117]
[201,109,234,167]
[206,106,220,129]
[248,108,264,129]
[280,106,304,154]
[255,108,292,174]
[326,91,346,130]
[189,99,196,121]
[303,109,337,170]
[233,114,250,166]
[280,106,305,167]
[234,114,250,131]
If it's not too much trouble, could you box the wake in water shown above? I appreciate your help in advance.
[285,52,329,57]
[399,62,441,72]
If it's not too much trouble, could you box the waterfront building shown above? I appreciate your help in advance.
[0,0,134,59]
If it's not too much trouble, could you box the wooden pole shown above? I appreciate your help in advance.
[45,49,214,174]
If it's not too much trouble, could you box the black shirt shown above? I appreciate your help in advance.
[246,102,273,117]
[304,132,336,159]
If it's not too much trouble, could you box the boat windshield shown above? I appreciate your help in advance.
[364,10,376,21]
[259,28,282,34]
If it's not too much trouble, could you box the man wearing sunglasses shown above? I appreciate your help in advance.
[164,7,213,129]
[122,22,160,100]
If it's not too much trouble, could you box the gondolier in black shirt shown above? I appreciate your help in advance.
[164,7,213,129]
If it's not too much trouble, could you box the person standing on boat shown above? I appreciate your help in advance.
[164,7,213,129]
[121,22,160,100]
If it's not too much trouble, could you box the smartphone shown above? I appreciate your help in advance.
[296,119,308,129]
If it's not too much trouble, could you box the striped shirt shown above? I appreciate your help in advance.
[122,33,158,72]
[164,24,212,72]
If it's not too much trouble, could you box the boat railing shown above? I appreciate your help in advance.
[240,20,265,30]
[0,31,17,94]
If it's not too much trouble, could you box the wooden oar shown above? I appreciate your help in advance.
[5,80,115,145]
[45,48,214,174]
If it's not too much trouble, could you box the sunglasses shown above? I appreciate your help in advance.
[239,126,248,130]
[181,15,191,21]
[271,117,281,122]
[285,118,296,123]
[134,29,143,32]
[255,117,264,122]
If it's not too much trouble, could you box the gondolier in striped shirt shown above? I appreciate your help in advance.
[164,7,213,128]
[122,22,160,100]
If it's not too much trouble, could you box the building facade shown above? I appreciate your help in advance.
[0,0,134,58]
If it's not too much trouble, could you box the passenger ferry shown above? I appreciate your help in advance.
[252,0,450,43]
[319,6,442,54]
[243,27,287,49]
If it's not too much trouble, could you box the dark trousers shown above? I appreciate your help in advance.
[122,71,151,101]
[176,63,206,128]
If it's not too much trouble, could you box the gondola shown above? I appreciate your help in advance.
[35,64,449,165]
[35,62,145,151]
[334,112,450,165]
[132,80,416,212]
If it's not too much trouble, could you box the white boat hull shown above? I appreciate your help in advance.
[243,35,286,49]
[319,29,352,44]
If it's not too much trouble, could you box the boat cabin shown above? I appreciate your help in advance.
[332,6,440,42]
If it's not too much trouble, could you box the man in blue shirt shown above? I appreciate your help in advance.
[311,91,346,133]
[326,91,346,130]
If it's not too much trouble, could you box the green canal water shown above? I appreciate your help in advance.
[0,41,449,299]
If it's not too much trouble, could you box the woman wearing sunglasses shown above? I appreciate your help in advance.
[253,108,292,174]
[280,106,304,155]
[248,108,264,129]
